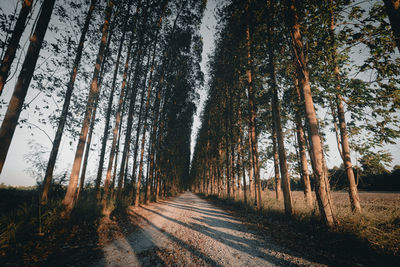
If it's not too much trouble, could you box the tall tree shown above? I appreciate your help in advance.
[329,0,361,213]
[0,0,34,96]
[0,0,55,175]
[41,0,97,203]
[62,0,114,213]
[286,0,337,227]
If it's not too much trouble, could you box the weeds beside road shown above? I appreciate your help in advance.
[201,190,400,266]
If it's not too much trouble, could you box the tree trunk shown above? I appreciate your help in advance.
[0,0,34,96]
[0,0,55,175]
[95,2,131,199]
[383,0,400,52]
[293,95,313,205]
[76,90,99,200]
[102,1,140,204]
[329,1,361,213]
[116,43,144,199]
[41,0,96,203]
[129,48,151,203]
[287,0,336,227]
[77,21,114,201]
[110,90,127,201]
[272,127,283,200]
[267,16,293,215]
[237,104,248,203]
[245,22,261,210]
[62,0,113,213]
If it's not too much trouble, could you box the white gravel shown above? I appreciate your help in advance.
[91,192,326,267]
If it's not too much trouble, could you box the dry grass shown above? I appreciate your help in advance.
[212,189,400,259]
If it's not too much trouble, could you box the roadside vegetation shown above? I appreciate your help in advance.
[202,189,400,265]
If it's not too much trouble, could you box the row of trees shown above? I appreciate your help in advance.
[0,0,205,214]
[190,0,399,227]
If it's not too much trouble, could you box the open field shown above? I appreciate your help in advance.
[207,189,400,264]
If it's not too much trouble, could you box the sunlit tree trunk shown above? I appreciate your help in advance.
[0,0,55,175]
[129,50,151,203]
[102,3,139,204]
[267,10,293,215]
[41,0,96,203]
[62,1,114,213]
[329,1,361,213]
[116,44,144,199]
[237,104,248,203]
[245,22,261,210]
[293,81,313,205]
[76,90,99,200]
[136,39,159,207]
[287,0,336,227]
[77,21,114,201]
[95,5,130,199]
[272,127,282,201]
[0,0,34,96]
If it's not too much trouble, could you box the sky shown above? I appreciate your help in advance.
[0,0,399,187]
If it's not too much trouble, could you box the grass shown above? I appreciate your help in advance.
[0,187,106,265]
[202,190,400,266]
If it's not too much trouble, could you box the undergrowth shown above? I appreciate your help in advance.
[0,187,107,265]
[200,190,400,266]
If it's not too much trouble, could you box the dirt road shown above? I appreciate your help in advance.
[91,192,325,266]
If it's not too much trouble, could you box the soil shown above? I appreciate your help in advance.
[90,192,325,266]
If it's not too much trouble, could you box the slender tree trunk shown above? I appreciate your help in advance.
[245,22,261,210]
[0,0,34,96]
[76,90,99,200]
[95,2,131,199]
[116,45,144,199]
[129,48,151,203]
[143,15,164,205]
[102,3,139,204]
[110,90,127,200]
[0,0,55,175]
[62,1,113,213]
[293,83,313,205]
[267,17,293,215]
[41,0,96,203]
[77,23,114,201]
[248,133,253,200]
[237,104,248,204]
[329,1,361,213]
[287,0,336,227]
[272,127,283,200]
[383,0,400,52]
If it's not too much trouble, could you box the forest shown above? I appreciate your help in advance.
[0,0,399,265]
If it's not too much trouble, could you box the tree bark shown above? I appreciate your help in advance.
[41,0,96,203]
[95,2,131,199]
[293,78,313,205]
[62,0,113,213]
[0,0,55,175]
[287,0,336,227]
[102,1,140,205]
[329,1,361,213]
[245,22,261,210]
[0,0,34,96]
[267,6,294,215]
[237,103,248,203]
[272,127,283,200]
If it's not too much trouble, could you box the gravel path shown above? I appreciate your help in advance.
[91,192,325,266]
